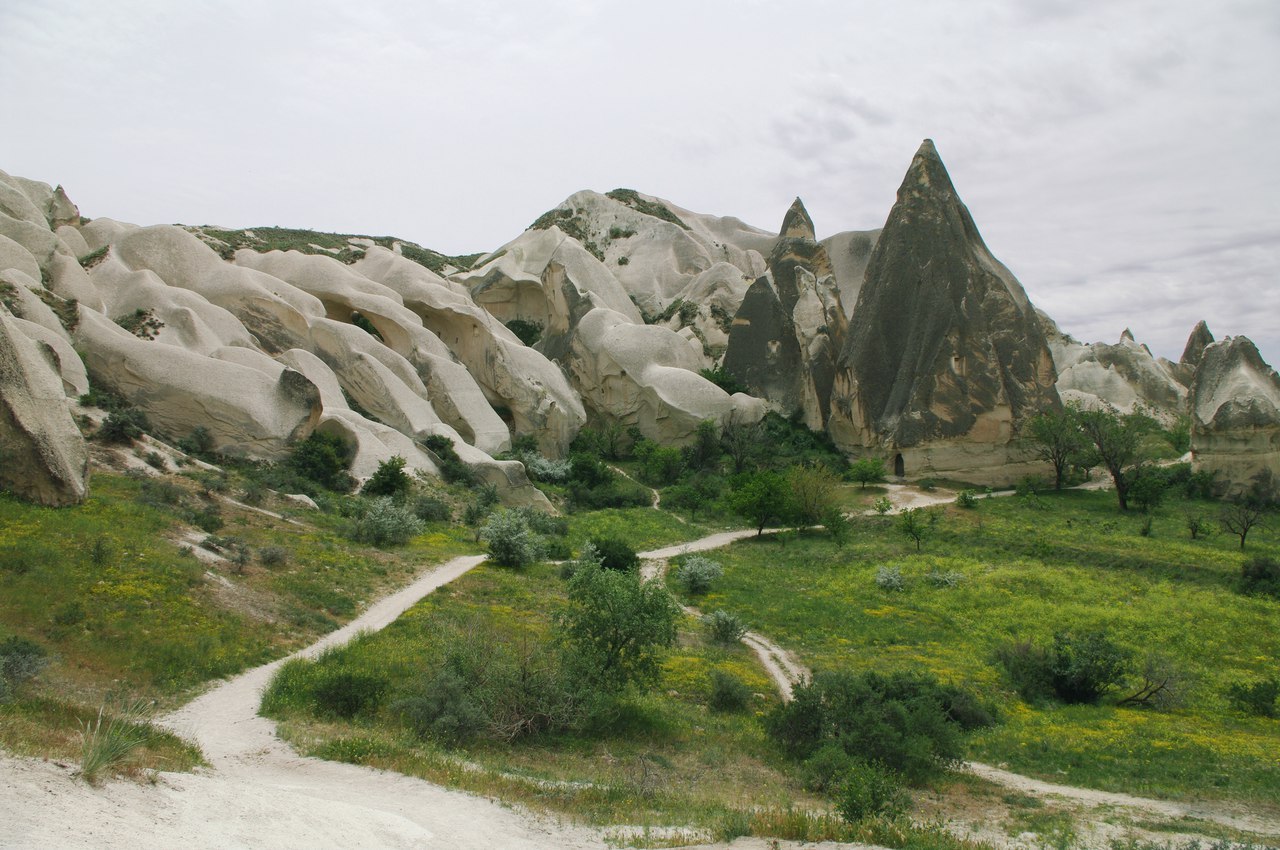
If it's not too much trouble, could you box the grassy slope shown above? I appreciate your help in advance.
[0,469,480,769]
[267,558,801,834]
[696,488,1280,806]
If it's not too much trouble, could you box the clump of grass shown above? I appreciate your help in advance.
[78,700,162,784]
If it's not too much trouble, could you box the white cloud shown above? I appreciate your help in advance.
[0,0,1275,364]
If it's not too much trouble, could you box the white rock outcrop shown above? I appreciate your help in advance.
[0,303,88,505]
[1189,336,1280,499]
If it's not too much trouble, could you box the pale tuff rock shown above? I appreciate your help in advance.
[0,268,73,344]
[0,303,89,505]
[113,226,315,353]
[47,251,103,311]
[74,308,322,458]
[723,198,847,430]
[828,140,1059,483]
[1189,335,1280,498]
[0,211,75,273]
[568,307,763,443]
[0,234,42,284]
[55,224,90,259]
[1173,319,1215,386]
[1042,315,1188,420]
[0,170,81,230]
[10,318,88,398]
[355,246,584,456]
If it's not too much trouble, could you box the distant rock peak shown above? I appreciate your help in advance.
[779,197,816,240]
[1181,319,1215,368]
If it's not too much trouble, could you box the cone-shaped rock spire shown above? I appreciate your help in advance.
[827,139,1059,478]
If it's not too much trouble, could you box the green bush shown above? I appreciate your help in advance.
[702,610,747,645]
[875,566,906,591]
[708,668,751,712]
[504,318,542,347]
[97,409,149,444]
[1226,677,1279,718]
[177,425,215,458]
[764,670,973,784]
[422,435,475,486]
[258,546,290,568]
[589,536,639,572]
[955,489,978,508]
[348,497,423,547]
[312,670,389,719]
[480,509,541,568]
[801,743,857,793]
[413,495,451,523]
[1240,556,1280,599]
[835,759,909,823]
[361,455,411,498]
[0,635,48,701]
[1049,630,1131,704]
[287,432,356,493]
[674,555,723,594]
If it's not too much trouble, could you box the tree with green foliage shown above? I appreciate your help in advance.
[554,558,679,692]
[683,420,722,472]
[786,463,840,527]
[727,471,791,535]
[896,507,937,552]
[288,431,355,493]
[588,537,640,572]
[848,457,887,489]
[361,455,412,499]
[720,419,764,473]
[480,509,541,568]
[1027,406,1086,490]
[1076,406,1155,511]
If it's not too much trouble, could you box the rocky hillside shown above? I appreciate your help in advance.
[2,140,1277,505]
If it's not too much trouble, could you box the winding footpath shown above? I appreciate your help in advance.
[4,481,1278,847]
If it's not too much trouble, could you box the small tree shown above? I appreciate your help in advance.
[480,509,540,568]
[555,562,679,692]
[589,537,640,572]
[674,555,723,594]
[787,463,840,527]
[1076,406,1154,511]
[896,507,937,552]
[288,432,356,493]
[1221,499,1268,551]
[720,419,764,474]
[848,457,887,489]
[361,455,412,499]
[727,471,791,535]
[1027,407,1085,490]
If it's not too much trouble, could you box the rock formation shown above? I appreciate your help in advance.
[828,140,1060,483]
[1043,318,1189,421]
[723,198,847,429]
[0,303,88,505]
[1189,335,1280,499]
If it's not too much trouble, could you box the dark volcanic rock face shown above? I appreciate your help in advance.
[723,198,847,428]
[828,139,1059,460]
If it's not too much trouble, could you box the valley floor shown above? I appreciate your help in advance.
[4,484,1279,850]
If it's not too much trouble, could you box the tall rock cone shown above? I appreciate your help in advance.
[827,139,1059,483]
[723,197,847,429]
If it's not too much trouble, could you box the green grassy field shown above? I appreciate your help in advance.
[690,488,1280,807]
[265,558,810,836]
[0,470,480,767]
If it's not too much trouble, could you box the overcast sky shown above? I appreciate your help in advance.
[2,0,1276,364]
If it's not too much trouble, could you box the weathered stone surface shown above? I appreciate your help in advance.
[0,269,72,344]
[11,317,88,397]
[113,226,316,353]
[568,307,761,443]
[55,225,90,259]
[0,171,80,229]
[75,308,321,458]
[820,227,881,318]
[0,304,88,505]
[355,246,583,455]
[724,198,847,429]
[0,234,42,284]
[0,212,74,273]
[1189,335,1280,498]
[828,140,1059,483]
[1042,316,1188,419]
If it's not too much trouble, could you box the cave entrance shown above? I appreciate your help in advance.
[893,453,905,477]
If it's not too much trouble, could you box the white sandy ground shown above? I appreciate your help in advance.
[4,482,1278,848]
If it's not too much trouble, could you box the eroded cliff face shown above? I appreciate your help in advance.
[1044,318,1190,421]
[1189,335,1280,499]
[827,140,1059,483]
[723,198,847,430]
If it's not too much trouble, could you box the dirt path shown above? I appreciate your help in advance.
[7,484,1276,847]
